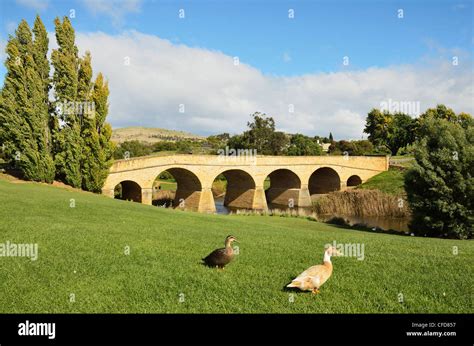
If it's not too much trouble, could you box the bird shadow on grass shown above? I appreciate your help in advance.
[281,275,301,293]
[198,261,224,270]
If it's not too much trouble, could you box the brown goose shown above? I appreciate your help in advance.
[202,235,238,269]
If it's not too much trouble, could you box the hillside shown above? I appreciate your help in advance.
[358,168,406,195]
[112,126,205,144]
[0,177,472,313]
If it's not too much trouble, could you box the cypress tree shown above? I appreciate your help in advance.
[51,17,82,188]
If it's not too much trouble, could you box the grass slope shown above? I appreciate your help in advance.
[358,168,406,195]
[0,179,472,313]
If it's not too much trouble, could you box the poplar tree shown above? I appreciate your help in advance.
[81,73,115,192]
[1,15,114,190]
[32,15,55,182]
[0,20,54,182]
[51,17,82,188]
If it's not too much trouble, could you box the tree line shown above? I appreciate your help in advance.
[364,104,472,155]
[0,16,114,192]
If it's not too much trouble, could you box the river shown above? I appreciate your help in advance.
[214,196,410,233]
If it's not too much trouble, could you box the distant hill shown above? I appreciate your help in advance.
[112,127,205,144]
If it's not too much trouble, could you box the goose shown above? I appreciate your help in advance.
[202,235,238,269]
[287,246,342,294]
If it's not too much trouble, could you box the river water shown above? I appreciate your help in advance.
[214,197,410,233]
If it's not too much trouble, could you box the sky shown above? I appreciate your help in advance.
[0,0,473,139]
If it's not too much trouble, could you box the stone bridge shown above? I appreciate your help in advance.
[102,154,389,213]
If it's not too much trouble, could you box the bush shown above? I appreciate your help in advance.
[404,117,473,239]
[114,140,153,159]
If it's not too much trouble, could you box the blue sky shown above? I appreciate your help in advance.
[2,0,472,75]
[0,0,473,138]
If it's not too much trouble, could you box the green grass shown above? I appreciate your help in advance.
[155,179,177,191]
[0,178,472,313]
[358,168,406,195]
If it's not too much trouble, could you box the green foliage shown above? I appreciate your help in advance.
[245,112,276,154]
[114,138,204,159]
[328,140,374,156]
[81,73,115,192]
[226,134,248,151]
[0,19,54,182]
[404,117,473,239]
[51,17,78,104]
[364,109,416,155]
[226,113,290,155]
[114,140,153,159]
[51,16,82,187]
[286,134,322,156]
[206,133,230,149]
[1,15,113,191]
[268,131,290,155]
[419,104,473,130]
[153,141,178,152]
[32,16,55,181]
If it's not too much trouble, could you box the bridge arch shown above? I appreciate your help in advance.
[215,169,256,209]
[309,167,341,194]
[114,180,142,203]
[102,154,389,212]
[265,169,302,207]
[347,175,362,187]
[154,167,203,211]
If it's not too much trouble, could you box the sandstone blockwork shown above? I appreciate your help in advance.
[102,155,389,213]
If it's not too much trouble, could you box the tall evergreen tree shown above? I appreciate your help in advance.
[51,16,82,188]
[0,20,54,182]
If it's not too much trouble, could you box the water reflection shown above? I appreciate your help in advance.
[214,196,410,233]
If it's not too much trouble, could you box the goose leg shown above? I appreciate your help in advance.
[311,288,320,295]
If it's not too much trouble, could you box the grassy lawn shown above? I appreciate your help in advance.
[0,178,472,313]
[358,168,406,195]
[155,178,177,191]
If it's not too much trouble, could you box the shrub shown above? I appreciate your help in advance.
[404,117,473,239]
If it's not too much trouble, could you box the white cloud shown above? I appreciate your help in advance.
[15,0,49,10]
[82,0,141,26]
[61,31,474,139]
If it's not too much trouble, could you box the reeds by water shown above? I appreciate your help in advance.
[312,189,410,218]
